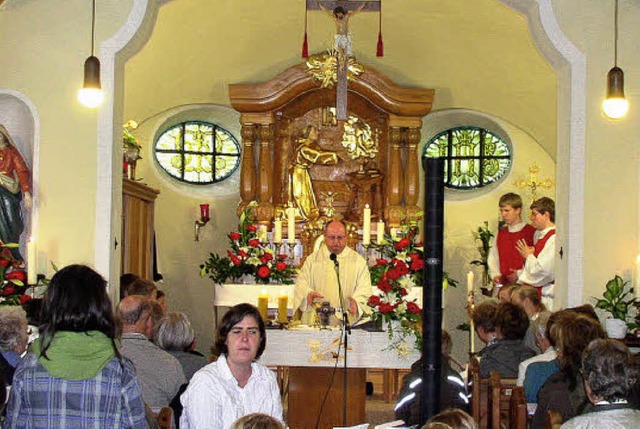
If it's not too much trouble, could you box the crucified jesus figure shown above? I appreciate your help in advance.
[319,3,367,65]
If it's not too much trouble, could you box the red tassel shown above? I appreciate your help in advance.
[376,31,384,57]
[302,3,309,58]
[302,33,309,58]
[376,2,384,57]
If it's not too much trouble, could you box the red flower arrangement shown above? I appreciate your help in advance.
[200,202,297,285]
[368,223,458,355]
[0,242,30,307]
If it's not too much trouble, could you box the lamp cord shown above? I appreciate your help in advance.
[613,0,618,67]
[91,0,96,57]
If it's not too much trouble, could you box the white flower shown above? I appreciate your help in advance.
[246,256,261,266]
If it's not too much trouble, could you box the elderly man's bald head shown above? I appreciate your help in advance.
[118,296,152,326]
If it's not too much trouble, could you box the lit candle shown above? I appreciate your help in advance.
[278,289,288,324]
[362,204,371,246]
[376,220,385,244]
[258,289,269,322]
[258,225,268,243]
[467,271,475,295]
[27,238,37,285]
[273,219,282,244]
[287,207,296,244]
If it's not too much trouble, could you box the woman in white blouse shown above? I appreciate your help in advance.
[180,303,283,429]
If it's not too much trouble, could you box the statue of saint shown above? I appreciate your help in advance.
[0,125,32,261]
[289,125,339,220]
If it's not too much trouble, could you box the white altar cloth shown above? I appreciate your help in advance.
[259,328,419,368]
[214,283,423,309]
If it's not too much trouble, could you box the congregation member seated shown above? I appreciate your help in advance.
[497,284,517,303]
[156,289,168,313]
[421,408,477,429]
[120,272,140,300]
[124,277,158,299]
[180,303,283,429]
[4,264,148,427]
[561,339,640,428]
[154,312,208,381]
[232,413,285,429]
[118,295,186,409]
[532,312,606,428]
[395,330,468,427]
[478,302,535,378]
[472,299,500,348]
[0,306,29,385]
[511,285,550,353]
[517,311,556,391]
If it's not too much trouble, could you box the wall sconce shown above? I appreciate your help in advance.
[195,204,210,242]
[77,0,104,108]
[602,0,629,119]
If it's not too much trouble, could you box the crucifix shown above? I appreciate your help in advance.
[513,162,555,204]
[311,1,381,120]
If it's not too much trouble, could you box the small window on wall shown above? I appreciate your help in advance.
[154,121,241,184]
[422,126,511,190]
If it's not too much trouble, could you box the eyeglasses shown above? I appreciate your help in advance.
[325,235,346,242]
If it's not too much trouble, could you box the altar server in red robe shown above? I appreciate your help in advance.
[516,197,556,310]
[488,193,536,289]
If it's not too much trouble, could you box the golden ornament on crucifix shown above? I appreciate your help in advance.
[513,162,554,203]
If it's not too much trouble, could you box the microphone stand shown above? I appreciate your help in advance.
[331,254,350,426]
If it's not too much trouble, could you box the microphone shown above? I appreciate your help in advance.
[330,252,339,268]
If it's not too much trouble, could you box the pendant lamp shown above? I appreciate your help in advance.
[602,0,628,119]
[77,0,104,108]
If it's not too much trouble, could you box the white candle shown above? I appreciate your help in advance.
[362,204,371,246]
[27,238,37,285]
[273,219,282,243]
[376,220,385,244]
[390,227,398,239]
[470,320,476,354]
[467,271,474,295]
[258,225,268,242]
[287,207,296,244]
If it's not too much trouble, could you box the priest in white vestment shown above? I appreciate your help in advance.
[294,220,372,326]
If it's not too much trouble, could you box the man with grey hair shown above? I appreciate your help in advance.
[561,339,640,428]
[0,305,29,385]
[118,295,186,408]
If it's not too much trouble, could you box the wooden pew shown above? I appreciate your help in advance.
[509,386,527,429]
[487,371,518,429]
[544,410,563,429]
[469,357,489,428]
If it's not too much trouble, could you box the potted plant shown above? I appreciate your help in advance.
[594,275,637,339]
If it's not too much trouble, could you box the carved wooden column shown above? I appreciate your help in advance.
[239,122,257,213]
[272,118,292,212]
[404,126,422,221]
[385,126,404,227]
[256,124,275,223]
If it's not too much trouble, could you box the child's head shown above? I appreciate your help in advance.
[498,193,524,225]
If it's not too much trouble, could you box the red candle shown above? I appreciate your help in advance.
[200,204,210,222]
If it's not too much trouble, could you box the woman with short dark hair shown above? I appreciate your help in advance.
[180,303,282,429]
[4,264,148,428]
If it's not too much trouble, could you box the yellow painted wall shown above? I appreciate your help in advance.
[0,0,132,274]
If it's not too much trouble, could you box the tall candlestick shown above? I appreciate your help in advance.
[470,320,476,354]
[468,270,476,354]
[273,219,282,244]
[467,271,475,295]
[287,207,296,244]
[362,204,371,246]
[376,220,385,244]
[278,289,288,323]
[27,238,37,285]
[258,289,269,322]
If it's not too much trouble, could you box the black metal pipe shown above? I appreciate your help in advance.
[420,157,444,425]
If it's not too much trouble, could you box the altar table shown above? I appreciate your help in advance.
[260,328,419,368]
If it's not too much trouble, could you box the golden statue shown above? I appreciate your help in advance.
[289,125,339,220]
